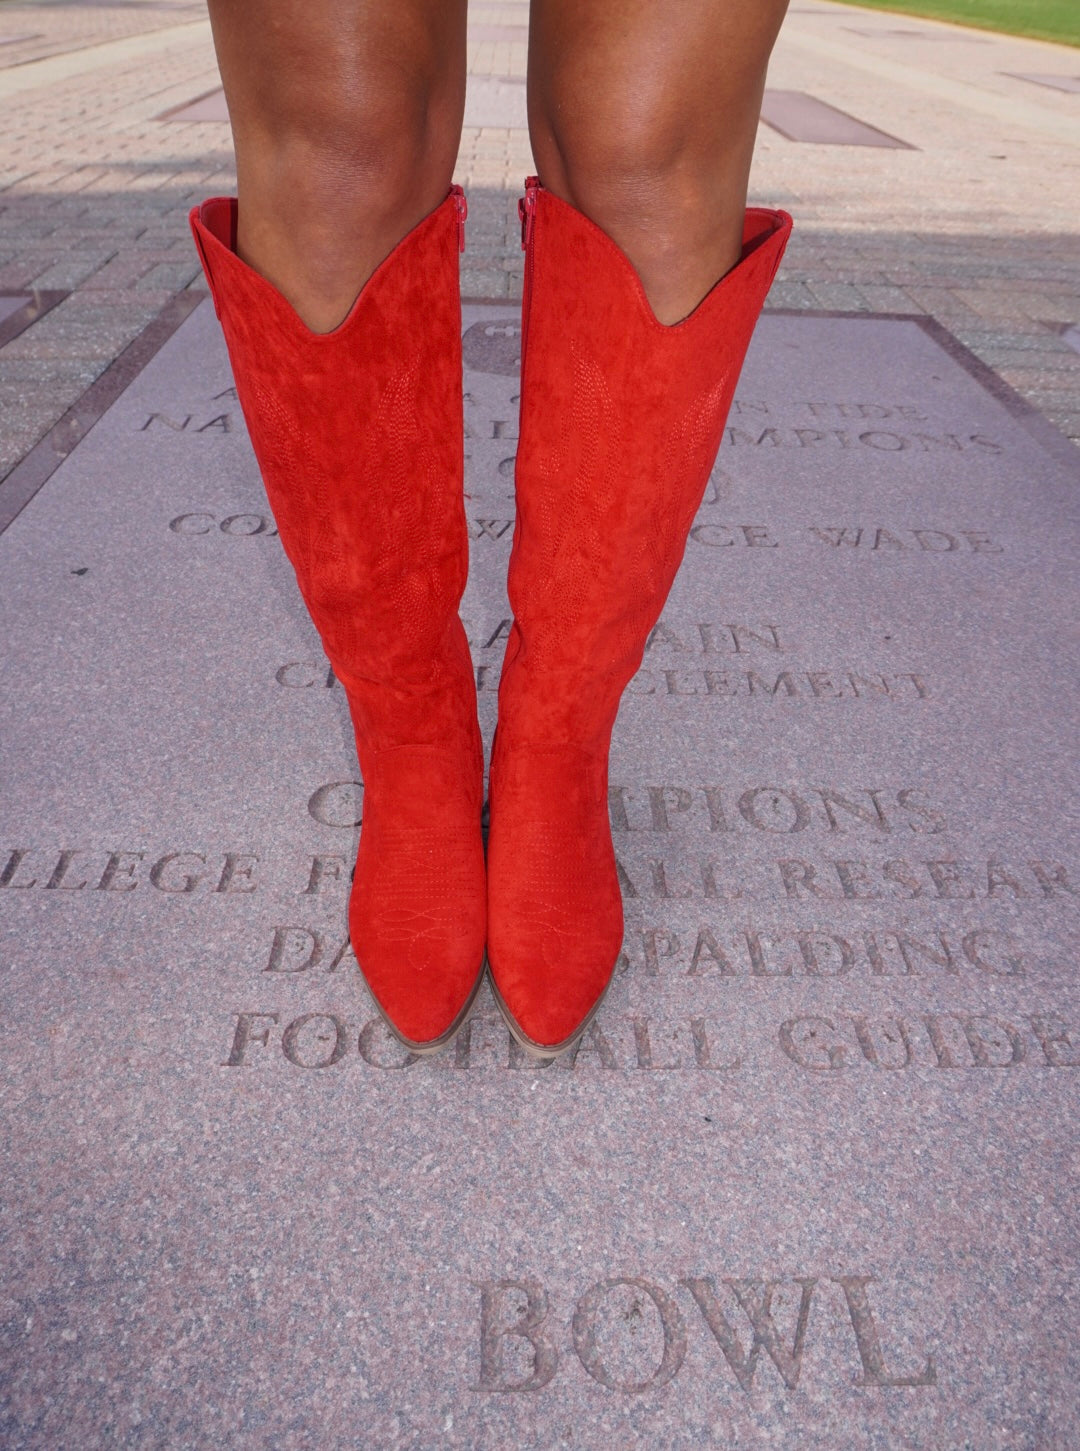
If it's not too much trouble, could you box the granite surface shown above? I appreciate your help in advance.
[1,301,1078,1448]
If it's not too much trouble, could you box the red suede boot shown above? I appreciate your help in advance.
[190,188,485,1051]
[487,178,791,1057]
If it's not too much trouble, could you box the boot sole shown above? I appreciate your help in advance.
[487,964,617,1062]
[362,957,487,1057]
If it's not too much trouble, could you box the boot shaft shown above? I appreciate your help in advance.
[189,189,478,754]
[500,180,792,748]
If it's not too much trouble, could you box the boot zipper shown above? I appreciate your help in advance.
[452,184,467,253]
[519,175,538,252]
[518,176,540,376]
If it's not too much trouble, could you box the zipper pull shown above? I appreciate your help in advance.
[452,184,467,253]
[519,175,539,251]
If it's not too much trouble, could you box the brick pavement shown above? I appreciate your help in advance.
[0,0,203,69]
[0,0,1077,481]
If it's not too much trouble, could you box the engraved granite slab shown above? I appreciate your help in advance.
[1,298,1078,1449]
[759,91,914,148]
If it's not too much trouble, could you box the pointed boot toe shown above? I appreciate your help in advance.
[488,942,616,1059]
[350,745,486,1051]
[487,742,622,1056]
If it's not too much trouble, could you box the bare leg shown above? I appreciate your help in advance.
[207,0,467,332]
[527,0,789,324]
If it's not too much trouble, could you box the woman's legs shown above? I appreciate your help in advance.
[527,0,789,323]
[207,0,467,331]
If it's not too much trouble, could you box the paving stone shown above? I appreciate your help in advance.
[981,351,1080,379]
[1,296,155,361]
[464,76,528,129]
[899,286,984,321]
[762,279,817,309]
[28,246,118,290]
[0,253,62,287]
[805,280,874,311]
[134,258,202,292]
[951,288,1062,322]
[1,301,1078,1446]
[461,268,514,299]
[77,252,158,289]
[1019,384,1080,411]
[952,327,1073,352]
[852,283,921,313]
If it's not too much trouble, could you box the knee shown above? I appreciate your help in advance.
[555,125,713,238]
[264,109,448,231]
[529,86,758,322]
[538,122,753,290]
[529,57,760,250]
[231,25,463,229]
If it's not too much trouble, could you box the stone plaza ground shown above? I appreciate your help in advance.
[1,2,1079,1448]
[1,0,1079,479]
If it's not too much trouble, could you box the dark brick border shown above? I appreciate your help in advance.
[0,289,206,535]
[0,288,66,349]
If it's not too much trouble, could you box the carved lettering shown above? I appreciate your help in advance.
[0,849,37,888]
[473,1282,558,1391]
[265,927,321,973]
[222,1011,279,1066]
[572,1280,687,1392]
[469,1272,935,1394]
[682,1277,816,1392]
[96,851,144,891]
[307,781,364,828]
[836,1276,936,1386]
[281,1013,349,1069]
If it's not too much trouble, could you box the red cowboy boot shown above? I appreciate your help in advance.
[487,178,792,1057]
[190,188,485,1051]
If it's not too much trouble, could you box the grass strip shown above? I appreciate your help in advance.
[827,0,1080,48]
